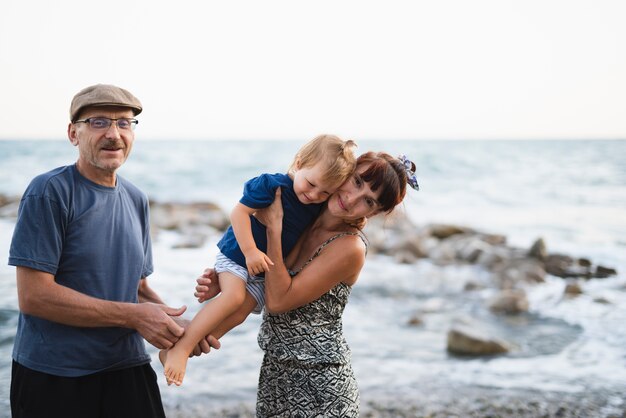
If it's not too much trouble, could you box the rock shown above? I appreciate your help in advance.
[528,238,547,261]
[427,224,472,240]
[172,234,207,249]
[0,200,19,218]
[564,280,583,296]
[544,254,595,279]
[394,250,418,264]
[479,233,507,246]
[594,265,617,278]
[427,241,458,265]
[393,237,429,260]
[446,322,511,356]
[0,193,20,207]
[544,254,574,278]
[488,289,529,314]
[150,201,230,232]
[407,314,424,326]
[456,236,493,263]
[464,281,485,291]
[493,259,546,288]
[476,248,508,270]
[419,298,446,313]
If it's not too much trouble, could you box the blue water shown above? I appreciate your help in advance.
[0,139,625,414]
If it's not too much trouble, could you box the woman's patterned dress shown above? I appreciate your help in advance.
[256,232,366,418]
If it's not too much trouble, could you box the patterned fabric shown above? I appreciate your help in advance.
[256,232,366,417]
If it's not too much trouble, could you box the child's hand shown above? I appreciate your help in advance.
[245,248,274,276]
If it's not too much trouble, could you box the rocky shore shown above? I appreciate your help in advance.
[1,195,623,417]
[163,385,625,418]
[0,195,619,356]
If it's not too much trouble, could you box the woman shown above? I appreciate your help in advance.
[196,151,418,417]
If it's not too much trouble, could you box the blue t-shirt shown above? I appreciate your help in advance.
[8,164,153,377]
[217,173,322,270]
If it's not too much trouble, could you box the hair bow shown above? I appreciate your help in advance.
[398,154,419,191]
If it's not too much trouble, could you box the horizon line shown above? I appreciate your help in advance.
[1,136,625,142]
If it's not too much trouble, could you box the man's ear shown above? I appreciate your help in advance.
[67,123,79,146]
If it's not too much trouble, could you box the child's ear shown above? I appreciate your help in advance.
[294,157,302,170]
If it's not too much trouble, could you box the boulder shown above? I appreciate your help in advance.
[564,280,583,296]
[528,238,547,261]
[407,314,424,326]
[488,289,529,314]
[427,224,472,240]
[446,322,511,356]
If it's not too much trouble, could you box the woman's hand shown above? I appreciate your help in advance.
[194,267,221,303]
[254,188,284,232]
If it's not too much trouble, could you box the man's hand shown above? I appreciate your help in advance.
[194,268,221,303]
[190,335,221,357]
[172,315,221,357]
[132,303,186,349]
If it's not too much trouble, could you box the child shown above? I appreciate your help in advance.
[160,134,357,386]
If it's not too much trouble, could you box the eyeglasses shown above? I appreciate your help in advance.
[74,117,139,131]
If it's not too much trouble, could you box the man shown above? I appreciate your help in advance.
[8,84,216,417]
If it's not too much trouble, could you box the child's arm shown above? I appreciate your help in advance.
[231,202,274,276]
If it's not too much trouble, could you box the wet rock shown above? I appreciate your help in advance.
[427,241,458,265]
[393,236,429,260]
[479,233,507,246]
[493,259,546,288]
[394,250,418,264]
[419,297,446,313]
[0,194,20,218]
[358,215,617,283]
[456,236,493,263]
[0,193,19,207]
[488,289,529,314]
[464,281,485,291]
[564,280,583,296]
[0,201,19,218]
[172,234,207,249]
[528,238,547,261]
[407,314,424,326]
[594,265,618,278]
[446,321,511,356]
[427,224,473,240]
[150,201,230,232]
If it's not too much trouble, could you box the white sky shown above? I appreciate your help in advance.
[1,0,624,141]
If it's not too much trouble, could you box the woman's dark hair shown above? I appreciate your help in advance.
[356,151,408,213]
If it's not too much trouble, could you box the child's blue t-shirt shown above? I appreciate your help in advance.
[217,173,322,269]
[8,165,153,377]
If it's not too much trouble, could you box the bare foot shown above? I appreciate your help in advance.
[163,345,189,386]
[158,350,175,386]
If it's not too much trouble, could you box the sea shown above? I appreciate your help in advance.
[0,139,625,414]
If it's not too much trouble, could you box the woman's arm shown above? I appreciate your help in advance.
[262,189,366,314]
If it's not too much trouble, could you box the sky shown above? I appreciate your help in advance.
[0,0,624,141]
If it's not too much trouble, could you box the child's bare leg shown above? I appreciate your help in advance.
[161,272,246,386]
[211,291,258,339]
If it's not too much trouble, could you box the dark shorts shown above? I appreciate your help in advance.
[11,361,166,418]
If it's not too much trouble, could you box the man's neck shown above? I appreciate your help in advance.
[76,160,117,187]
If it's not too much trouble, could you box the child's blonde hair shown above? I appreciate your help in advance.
[289,134,358,188]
